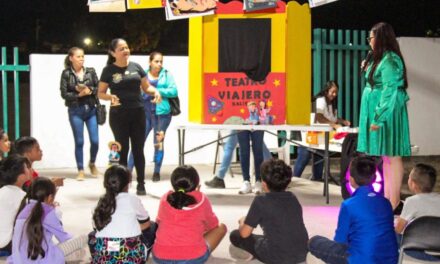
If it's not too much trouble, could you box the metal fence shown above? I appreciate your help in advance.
[0,47,30,139]
[312,28,370,126]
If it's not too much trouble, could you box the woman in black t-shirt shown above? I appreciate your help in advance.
[98,38,161,195]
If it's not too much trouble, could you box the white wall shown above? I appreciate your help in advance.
[30,54,279,169]
[399,38,440,155]
[30,38,440,169]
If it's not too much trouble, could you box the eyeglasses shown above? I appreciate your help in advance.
[367,36,375,42]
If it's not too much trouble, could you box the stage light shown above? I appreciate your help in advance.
[345,168,384,195]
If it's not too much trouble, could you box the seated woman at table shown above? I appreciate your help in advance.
[293,80,350,181]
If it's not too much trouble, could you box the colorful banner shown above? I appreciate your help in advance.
[203,72,286,125]
[127,0,163,9]
[165,0,217,20]
[89,0,126,12]
[308,0,338,8]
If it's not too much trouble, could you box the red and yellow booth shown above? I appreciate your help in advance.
[188,1,311,125]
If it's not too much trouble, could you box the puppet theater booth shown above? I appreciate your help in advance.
[187,1,312,125]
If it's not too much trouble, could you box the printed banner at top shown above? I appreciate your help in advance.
[89,0,126,12]
[164,0,217,20]
[203,72,286,125]
[308,0,338,8]
[127,0,163,9]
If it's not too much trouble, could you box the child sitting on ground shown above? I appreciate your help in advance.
[229,158,308,264]
[90,165,156,263]
[14,136,64,189]
[152,165,227,263]
[395,163,440,261]
[0,155,31,256]
[8,177,87,263]
[308,156,398,264]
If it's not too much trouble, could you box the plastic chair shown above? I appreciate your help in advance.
[398,216,440,263]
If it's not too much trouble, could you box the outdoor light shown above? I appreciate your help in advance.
[83,37,92,46]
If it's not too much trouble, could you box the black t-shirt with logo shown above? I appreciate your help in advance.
[100,62,146,109]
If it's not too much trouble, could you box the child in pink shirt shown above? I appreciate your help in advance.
[152,165,227,263]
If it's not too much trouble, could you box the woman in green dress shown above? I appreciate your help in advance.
[357,22,411,210]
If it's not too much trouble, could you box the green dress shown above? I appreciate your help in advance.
[357,51,411,157]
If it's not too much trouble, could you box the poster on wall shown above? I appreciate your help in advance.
[243,0,277,12]
[203,72,286,125]
[308,0,338,8]
[127,0,163,9]
[165,0,217,20]
[89,0,126,12]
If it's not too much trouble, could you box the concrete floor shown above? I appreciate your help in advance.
[0,164,433,264]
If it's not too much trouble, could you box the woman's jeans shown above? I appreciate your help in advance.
[237,130,264,182]
[293,146,323,180]
[110,107,146,186]
[128,114,172,174]
[68,105,99,170]
[217,131,272,179]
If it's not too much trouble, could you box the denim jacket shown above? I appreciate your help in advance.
[60,67,98,108]
[145,68,178,116]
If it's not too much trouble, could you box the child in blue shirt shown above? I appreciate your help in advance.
[308,156,398,264]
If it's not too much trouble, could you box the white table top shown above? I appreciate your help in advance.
[174,123,334,132]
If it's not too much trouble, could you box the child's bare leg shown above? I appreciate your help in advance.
[204,223,227,252]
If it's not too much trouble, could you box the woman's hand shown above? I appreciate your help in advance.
[78,87,92,97]
[342,120,351,126]
[331,123,342,130]
[150,89,162,104]
[370,124,380,131]
[110,94,120,105]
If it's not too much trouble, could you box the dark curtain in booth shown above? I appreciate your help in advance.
[219,18,271,81]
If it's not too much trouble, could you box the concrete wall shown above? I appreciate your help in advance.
[30,54,279,169]
[30,38,440,168]
[399,37,440,156]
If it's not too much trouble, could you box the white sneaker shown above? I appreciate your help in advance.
[254,181,263,195]
[229,244,254,261]
[239,181,252,194]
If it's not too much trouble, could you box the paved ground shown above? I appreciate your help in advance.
[0,164,434,263]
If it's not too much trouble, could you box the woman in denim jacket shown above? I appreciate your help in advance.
[128,51,178,182]
[60,47,99,181]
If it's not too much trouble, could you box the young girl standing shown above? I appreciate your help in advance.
[91,165,156,263]
[153,165,227,263]
[8,177,87,263]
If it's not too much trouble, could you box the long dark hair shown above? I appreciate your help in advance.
[24,177,56,260]
[64,47,83,69]
[368,22,408,88]
[313,80,338,114]
[93,165,130,231]
[106,38,126,65]
[167,165,199,209]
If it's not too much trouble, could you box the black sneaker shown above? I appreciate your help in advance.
[136,184,146,196]
[152,172,160,182]
[205,177,225,189]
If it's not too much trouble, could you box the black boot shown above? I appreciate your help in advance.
[152,172,160,182]
[205,177,226,189]
[136,184,146,196]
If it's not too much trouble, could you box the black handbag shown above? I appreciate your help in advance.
[168,96,181,116]
[95,94,107,125]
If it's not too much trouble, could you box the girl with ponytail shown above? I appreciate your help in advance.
[8,177,87,263]
[152,165,227,264]
[90,165,156,263]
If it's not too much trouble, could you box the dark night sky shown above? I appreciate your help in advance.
[1,0,439,56]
